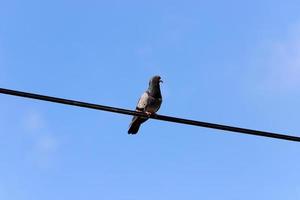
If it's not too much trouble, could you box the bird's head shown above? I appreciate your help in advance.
[149,75,163,86]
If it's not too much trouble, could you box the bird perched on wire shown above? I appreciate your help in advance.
[128,75,163,134]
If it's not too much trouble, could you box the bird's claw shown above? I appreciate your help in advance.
[145,111,152,117]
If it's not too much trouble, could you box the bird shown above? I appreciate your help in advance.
[128,75,163,134]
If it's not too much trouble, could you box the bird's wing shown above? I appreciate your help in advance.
[136,91,149,111]
[128,91,149,134]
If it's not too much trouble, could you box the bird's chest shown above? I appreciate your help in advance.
[145,97,162,112]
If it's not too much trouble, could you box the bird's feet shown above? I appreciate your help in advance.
[145,112,158,117]
[145,111,153,117]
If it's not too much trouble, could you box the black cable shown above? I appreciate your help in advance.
[0,87,299,142]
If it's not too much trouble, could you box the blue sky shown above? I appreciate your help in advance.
[1,0,300,199]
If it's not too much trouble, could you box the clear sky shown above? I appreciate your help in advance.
[1,0,300,199]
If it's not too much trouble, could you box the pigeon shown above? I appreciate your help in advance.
[128,75,163,134]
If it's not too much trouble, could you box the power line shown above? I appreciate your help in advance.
[0,87,299,142]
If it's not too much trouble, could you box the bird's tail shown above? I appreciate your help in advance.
[128,122,141,134]
[128,117,147,134]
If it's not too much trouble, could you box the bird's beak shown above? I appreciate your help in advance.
[159,80,163,83]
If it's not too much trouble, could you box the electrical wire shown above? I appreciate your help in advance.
[0,87,299,142]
